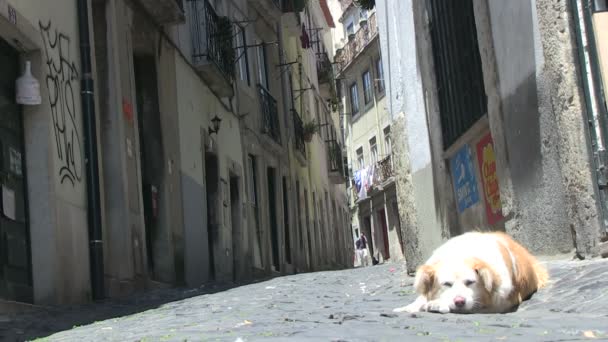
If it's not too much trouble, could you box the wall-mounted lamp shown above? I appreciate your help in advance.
[16,61,41,105]
[208,115,222,135]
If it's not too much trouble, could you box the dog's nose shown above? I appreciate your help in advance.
[454,296,466,308]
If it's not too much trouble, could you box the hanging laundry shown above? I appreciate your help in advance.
[359,167,369,200]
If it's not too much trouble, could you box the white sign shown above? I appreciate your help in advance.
[2,186,16,221]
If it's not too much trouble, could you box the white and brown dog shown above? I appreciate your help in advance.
[395,231,548,314]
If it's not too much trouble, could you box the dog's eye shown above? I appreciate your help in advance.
[442,282,453,287]
[465,280,476,286]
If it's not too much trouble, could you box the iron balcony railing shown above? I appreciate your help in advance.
[378,155,393,183]
[327,140,344,174]
[190,0,235,80]
[335,12,378,74]
[259,85,281,143]
[316,52,332,84]
[293,109,306,157]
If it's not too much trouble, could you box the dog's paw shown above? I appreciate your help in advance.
[423,300,450,314]
[393,303,421,313]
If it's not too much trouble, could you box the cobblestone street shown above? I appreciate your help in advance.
[4,258,608,342]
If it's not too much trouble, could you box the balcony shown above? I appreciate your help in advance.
[259,85,281,144]
[281,0,306,13]
[190,0,235,97]
[293,109,306,159]
[328,140,346,184]
[335,12,378,74]
[316,52,332,84]
[248,0,282,22]
[377,155,394,184]
[138,0,185,24]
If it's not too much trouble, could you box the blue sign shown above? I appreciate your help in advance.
[450,144,479,213]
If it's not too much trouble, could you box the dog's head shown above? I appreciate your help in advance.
[414,258,499,313]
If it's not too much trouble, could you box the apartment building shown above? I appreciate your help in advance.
[333,0,404,265]
[0,0,351,310]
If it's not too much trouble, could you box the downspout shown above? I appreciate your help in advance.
[384,0,393,121]
[77,0,105,300]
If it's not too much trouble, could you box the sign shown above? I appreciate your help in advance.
[450,144,479,212]
[2,185,16,221]
[476,132,503,225]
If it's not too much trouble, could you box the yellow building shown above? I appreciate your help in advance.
[334,0,404,265]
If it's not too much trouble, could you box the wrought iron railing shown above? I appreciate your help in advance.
[316,52,332,84]
[328,140,343,174]
[293,109,306,157]
[335,12,378,73]
[190,0,235,80]
[259,85,281,143]
[378,155,393,182]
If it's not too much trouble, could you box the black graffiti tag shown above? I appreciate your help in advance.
[39,21,83,186]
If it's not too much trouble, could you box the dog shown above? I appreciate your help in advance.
[394,231,548,314]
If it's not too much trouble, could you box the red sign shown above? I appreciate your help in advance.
[476,132,503,225]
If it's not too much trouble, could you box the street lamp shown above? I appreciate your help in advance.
[209,115,222,135]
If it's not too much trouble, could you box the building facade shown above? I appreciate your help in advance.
[375,0,608,273]
[333,0,404,265]
[0,0,351,310]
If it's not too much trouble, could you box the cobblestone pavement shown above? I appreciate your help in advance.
[4,258,608,342]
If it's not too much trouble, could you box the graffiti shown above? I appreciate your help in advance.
[39,21,83,186]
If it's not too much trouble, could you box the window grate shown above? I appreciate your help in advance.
[427,0,487,149]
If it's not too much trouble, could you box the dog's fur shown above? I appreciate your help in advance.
[394,231,548,314]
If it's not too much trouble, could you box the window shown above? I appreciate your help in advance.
[257,39,269,89]
[428,0,486,148]
[362,70,373,105]
[236,25,250,85]
[376,58,385,93]
[383,126,392,156]
[350,83,360,115]
[370,137,378,164]
[356,147,364,169]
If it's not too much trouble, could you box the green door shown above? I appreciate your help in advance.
[0,38,32,302]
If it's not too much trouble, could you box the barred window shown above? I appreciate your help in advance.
[427,0,487,149]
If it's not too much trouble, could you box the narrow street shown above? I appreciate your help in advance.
[5,258,608,341]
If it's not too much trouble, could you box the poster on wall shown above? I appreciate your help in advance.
[476,132,503,225]
[450,144,479,213]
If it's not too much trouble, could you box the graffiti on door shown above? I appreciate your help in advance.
[39,21,83,186]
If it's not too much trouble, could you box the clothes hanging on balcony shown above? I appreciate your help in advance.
[366,164,376,193]
[353,168,367,200]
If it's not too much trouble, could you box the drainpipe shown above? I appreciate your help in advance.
[77,0,105,301]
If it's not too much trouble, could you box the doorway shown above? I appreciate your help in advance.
[230,175,240,281]
[0,38,32,302]
[267,168,280,272]
[282,177,292,265]
[134,54,164,278]
[377,209,390,260]
[363,216,374,256]
[205,152,219,280]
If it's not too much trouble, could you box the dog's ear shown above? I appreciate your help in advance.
[413,265,436,295]
[471,260,497,293]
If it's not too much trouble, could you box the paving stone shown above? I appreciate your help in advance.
[3,259,608,341]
